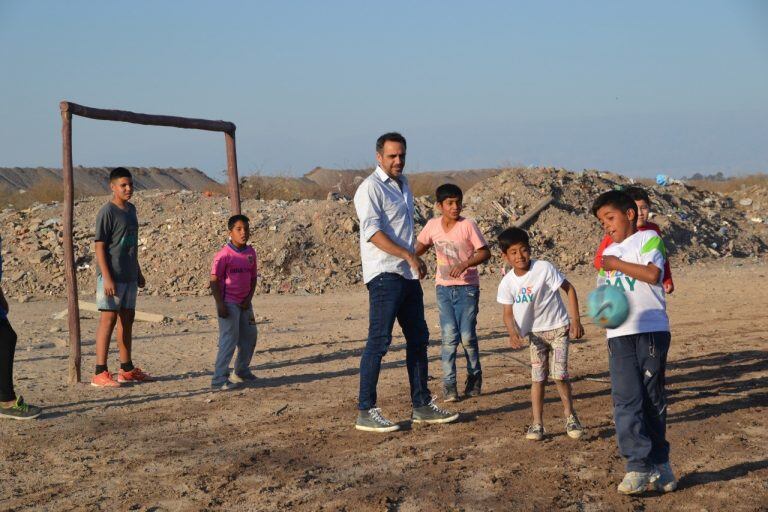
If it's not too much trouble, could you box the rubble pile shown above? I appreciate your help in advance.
[0,168,765,299]
[462,168,768,270]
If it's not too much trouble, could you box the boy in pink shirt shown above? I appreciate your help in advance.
[416,184,491,401]
[210,215,259,390]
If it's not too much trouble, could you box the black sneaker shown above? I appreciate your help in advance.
[0,397,42,420]
[443,383,459,402]
[412,400,460,424]
[464,373,482,397]
[355,408,400,432]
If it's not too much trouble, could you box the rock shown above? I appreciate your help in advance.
[29,249,52,264]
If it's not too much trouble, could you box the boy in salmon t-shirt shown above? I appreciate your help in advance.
[210,215,259,390]
[415,184,491,402]
[594,186,674,293]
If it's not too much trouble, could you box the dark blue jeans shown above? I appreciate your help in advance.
[358,273,431,411]
[436,285,481,386]
[608,331,671,472]
[0,318,17,402]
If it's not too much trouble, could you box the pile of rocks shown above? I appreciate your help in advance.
[0,167,765,300]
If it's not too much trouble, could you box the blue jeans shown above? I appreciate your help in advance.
[212,303,258,386]
[358,273,431,411]
[608,331,671,472]
[436,285,481,386]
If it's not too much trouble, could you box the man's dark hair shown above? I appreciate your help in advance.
[435,183,463,203]
[624,185,651,205]
[228,214,250,230]
[498,227,530,252]
[591,190,638,218]
[109,167,132,182]
[376,132,407,154]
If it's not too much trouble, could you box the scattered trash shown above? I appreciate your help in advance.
[656,174,669,186]
[738,198,753,207]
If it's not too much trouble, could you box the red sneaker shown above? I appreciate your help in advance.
[91,371,121,388]
[117,367,154,383]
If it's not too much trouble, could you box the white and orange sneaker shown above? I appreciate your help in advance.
[117,367,154,384]
[91,371,121,388]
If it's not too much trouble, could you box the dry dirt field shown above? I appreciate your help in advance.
[1,260,766,511]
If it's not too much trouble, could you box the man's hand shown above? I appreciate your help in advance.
[508,332,525,349]
[601,255,621,272]
[103,276,116,297]
[448,261,469,278]
[569,320,585,340]
[406,253,427,279]
[137,272,146,289]
[664,281,674,294]
[217,304,229,318]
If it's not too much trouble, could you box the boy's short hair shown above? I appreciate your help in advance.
[435,183,463,203]
[591,190,638,218]
[498,227,530,252]
[624,186,651,205]
[109,167,132,182]
[376,132,407,154]
[227,214,250,230]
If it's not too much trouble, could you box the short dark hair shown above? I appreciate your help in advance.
[227,214,250,230]
[498,227,530,252]
[376,132,407,154]
[591,190,638,218]
[110,167,132,182]
[624,185,651,205]
[435,183,463,203]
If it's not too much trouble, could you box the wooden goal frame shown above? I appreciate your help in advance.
[59,101,241,383]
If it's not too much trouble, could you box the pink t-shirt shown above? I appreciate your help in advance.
[417,217,488,286]
[211,243,258,304]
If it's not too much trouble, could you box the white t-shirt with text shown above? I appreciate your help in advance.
[599,230,670,338]
[496,259,570,337]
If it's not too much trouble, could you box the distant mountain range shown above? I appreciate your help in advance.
[0,166,220,195]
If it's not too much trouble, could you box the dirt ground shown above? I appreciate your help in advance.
[0,259,766,511]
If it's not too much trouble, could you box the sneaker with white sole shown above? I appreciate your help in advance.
[617,469,661,495]
[442,383,459,402]
[655,462,678,492]
[211,380,240,391]
[355,408,400,432]
[526,423,544,441]
[565,413,584,439]
[0,397,42,420]
[411,400,459,424]
[231,371,258,384]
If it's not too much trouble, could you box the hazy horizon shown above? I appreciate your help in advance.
[1,1,767,179]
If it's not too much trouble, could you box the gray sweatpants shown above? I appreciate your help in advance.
[212,303,258,386]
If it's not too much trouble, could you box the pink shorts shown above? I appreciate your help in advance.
[528,326,569,382]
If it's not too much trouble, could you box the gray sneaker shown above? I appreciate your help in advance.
[412,400,459,424]
[355,408,400,432]
[0,397,42,420]
[211,380,240,391]
[617,469,661,495]
[443,383,459,402]
[526,423,544,441]
[655,462,678,492]
[565,413,584,439]
[464,373,482,397]
[231,371,258,384]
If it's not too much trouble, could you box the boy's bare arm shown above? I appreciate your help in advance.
[210,277,228,318]
[449,246,491,278]
[601,256,661,284]
[503,304,524,349]
[414,240,430,257]
[95,241,115,296]
[560,279,584,339]
[240,277,257,310]
[370,231,426,278]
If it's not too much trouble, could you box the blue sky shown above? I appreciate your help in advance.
[1,1,767,178]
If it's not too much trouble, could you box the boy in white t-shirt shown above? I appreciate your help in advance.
[496,227,585,441]
[592,190,676,496]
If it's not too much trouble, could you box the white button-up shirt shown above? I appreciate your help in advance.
[354,166,416,284]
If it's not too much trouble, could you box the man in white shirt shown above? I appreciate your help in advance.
[352,132,459,432]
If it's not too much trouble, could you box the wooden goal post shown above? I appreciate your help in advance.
[59,101,241,383]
